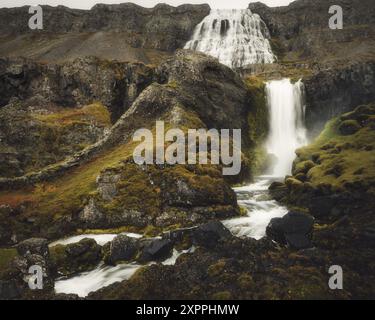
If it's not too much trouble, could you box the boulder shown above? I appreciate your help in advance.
[17,238,49,258]
[50,238,102,276]
[103,234,139,265]
[191,221,232,248]
[266,211,315,250]
[138,239,174,263]
[78,199,106,229]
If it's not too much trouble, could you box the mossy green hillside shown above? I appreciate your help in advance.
[293,103,375,194]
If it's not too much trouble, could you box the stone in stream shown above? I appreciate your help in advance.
[50,238,103,276]
[103,234,139,265]
[266,211,315,250]
[138,239,174,263]
[191,221,232,248]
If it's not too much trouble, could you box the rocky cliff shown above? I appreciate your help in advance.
[249,0,375,63]
[0,3,210,63]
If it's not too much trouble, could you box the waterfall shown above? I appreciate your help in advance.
[265,79,308,177]
[184,9,275,68]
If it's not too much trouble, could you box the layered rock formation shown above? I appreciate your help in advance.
[0,50,263,244]
[249,0,375,63]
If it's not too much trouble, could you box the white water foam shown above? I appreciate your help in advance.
[265,79,308,177]
[49,232,143,247]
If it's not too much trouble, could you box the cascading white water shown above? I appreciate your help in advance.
[184,9,275,68]
[223,78,308,239]
[265,79,308,177]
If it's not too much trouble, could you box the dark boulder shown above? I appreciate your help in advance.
[191,221,232,248]
[17,238,49,258]
[266,211,315,250]
[138,238,174,263]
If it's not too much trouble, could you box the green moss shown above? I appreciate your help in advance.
[243,76,270,176]
[207,260,226,277]
[0,248,17,273]
[293,104,375,194]
[50,239,102,276]
[34,103,111,128]
[211,291,232,300]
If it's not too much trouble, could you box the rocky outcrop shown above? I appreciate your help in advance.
[0,4,210,63]
[304,61,375,137]
[0,57,156,119]
[0,50,269,241]
[17,238,49,259]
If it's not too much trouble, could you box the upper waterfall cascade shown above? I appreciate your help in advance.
[265,79,308,177]
[184,9,276,68]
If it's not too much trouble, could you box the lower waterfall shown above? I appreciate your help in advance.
[265,79,308,177]
[223,78,308,239]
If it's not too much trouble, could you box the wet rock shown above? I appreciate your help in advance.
[266,211,315,250]
[138,238,173,263]
[17,238,49,258]
[191,221,232,248]
[103,234,139,265]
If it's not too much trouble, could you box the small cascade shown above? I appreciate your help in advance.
[184,9,275,68]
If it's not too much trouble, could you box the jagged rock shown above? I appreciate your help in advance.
[96,170,121,201]
[138,238,174,263]
[17,238,49,258]
[103,234,139,265]
[78,199,106,229]
[266,211,315,250]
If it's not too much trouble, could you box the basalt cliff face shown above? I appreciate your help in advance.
[249,0,375,63]
[0,3,210,64]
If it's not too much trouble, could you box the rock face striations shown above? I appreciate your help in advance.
[249,0,375,63]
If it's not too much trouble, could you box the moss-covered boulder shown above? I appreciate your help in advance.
[50,238,102,277]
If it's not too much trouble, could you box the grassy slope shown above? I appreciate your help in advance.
[295,103,375,194]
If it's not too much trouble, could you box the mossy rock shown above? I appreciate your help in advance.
[50,238,102,277]
[293,160,315,175]
[339,120,361,135]
[285,177,304,189]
